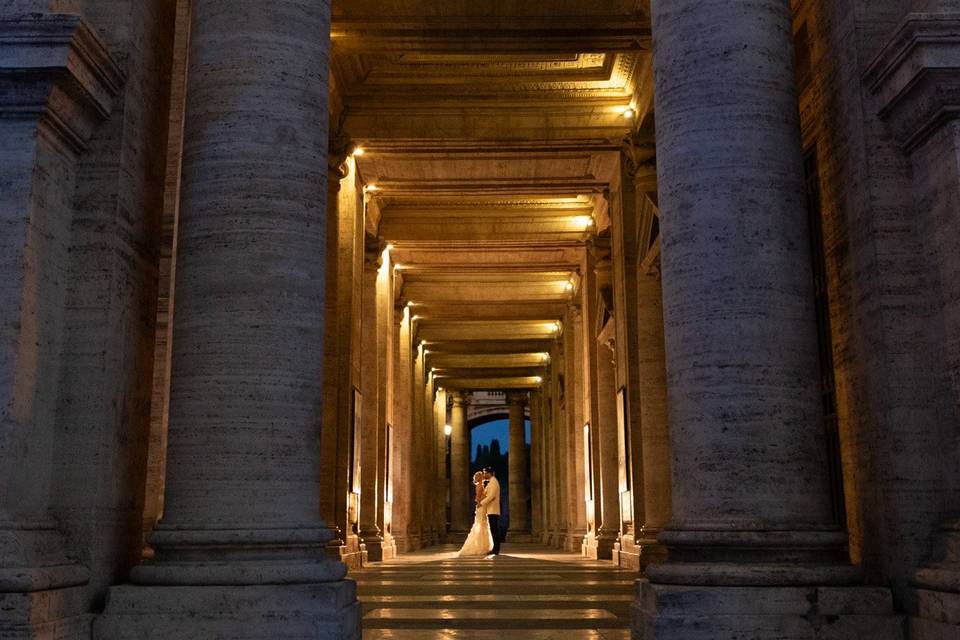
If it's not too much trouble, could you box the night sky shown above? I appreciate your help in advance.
[471,418,531,462]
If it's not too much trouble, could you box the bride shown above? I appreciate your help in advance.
[457,471,494,557]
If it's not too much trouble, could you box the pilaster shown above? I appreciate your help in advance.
[0,12,121,637]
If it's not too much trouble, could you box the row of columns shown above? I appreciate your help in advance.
[4,0,917,638]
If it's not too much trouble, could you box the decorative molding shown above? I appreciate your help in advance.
[865,13,960,152]
[0,14,123,153]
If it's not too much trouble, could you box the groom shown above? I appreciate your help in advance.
[479,467,501,555]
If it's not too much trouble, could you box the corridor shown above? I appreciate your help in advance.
[355,544,635,640]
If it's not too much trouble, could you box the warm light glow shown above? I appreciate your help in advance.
[412,315,420,321]
[622,108,636,119]
[565,281,574,291]
[352,146,365,157]
[364,184,379,192]
[534,376,543,384]
[553,321,562,333]
[423,348,429,354]
[573,215,595,229]
[386,242,394,251]
[541,352,551,361]
[394,263,404,270]
[406,301,413,308]
[420,340,426,347]
[444,424,453,437]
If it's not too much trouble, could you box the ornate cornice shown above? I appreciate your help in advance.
[0,14,123,153]
[865,13,960,152]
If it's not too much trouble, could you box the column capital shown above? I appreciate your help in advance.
[506,391,528,406]
[450,390,472,407]
[866,13,960,151]
[620,130,657,176]
[363,234,386,270]
[0,14,123,152]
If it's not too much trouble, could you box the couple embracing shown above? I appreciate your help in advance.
[457,467,501,557]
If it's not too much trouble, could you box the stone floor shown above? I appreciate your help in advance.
[352,543,635,640]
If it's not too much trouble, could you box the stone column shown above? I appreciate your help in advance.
[635,265,672,567]
[594,331,621,560]
[449,391,472,536]
[359,240,385,560]
[529,390,544,541]
[95,1,360,637]
[637,1,899,637]
[566,304,589,552]
[506,392,530,538]
[868,13,960,636]
[391,306,413,552]
[0,13,120,636]
[434,386,448,537]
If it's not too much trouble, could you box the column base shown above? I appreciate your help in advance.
[445,531,469,545]
[326,534,366,570]
[94,582,361,640]
[363,535,396,563]
[0,585,91,639]
[582,531,616,560]
[633,579,904,640]
[910,521,960,639]
[505,530,535,543]
[613,535,641,571]
[637,528,668,569]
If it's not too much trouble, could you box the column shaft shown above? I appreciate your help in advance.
[507,393,529,535]
[649,0,850,581]
[449,392,472,533]
[358,247,384,555]
[635,269,672,566]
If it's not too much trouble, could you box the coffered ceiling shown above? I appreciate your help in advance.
[330,1,652,393]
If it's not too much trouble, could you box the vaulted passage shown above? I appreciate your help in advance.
[4,1,960,639]
[355,544,633,640]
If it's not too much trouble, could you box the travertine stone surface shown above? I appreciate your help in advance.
[507,392,530,535]
[650,0,847,576]
[634,271,671,567]
[359,248,385,559]
[449,391,472,534]
[633,580,903,640]
[96,0,357,636]
[0,12,120,636]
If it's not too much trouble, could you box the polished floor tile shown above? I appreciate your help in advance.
[353,544,636,640]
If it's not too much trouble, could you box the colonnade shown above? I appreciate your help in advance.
[4,0,957,638]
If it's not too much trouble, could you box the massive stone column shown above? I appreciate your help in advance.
[565,304,589,552]
[593,331,621,560]
[634,264,672,568]
[868,12,960,637]
[0,13,121,636]
[95,1,360,637]
[529,390,544,541]
[637,0,900,637]
[358,242,385,560]
[434,385,448,538]
[506,392,530,538]
[449,391,472,536]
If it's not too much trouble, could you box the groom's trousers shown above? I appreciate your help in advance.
[487,514,500,554]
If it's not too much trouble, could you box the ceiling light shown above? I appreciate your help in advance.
[574,215,595,229]
[534,376,543,384]
[565,281,574,291]
[364,184,379,192]
[351,146,365,157]
[622,108,636,119]
[444,424,453,436]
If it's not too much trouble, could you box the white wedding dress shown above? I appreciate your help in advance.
[457,504,494,557]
